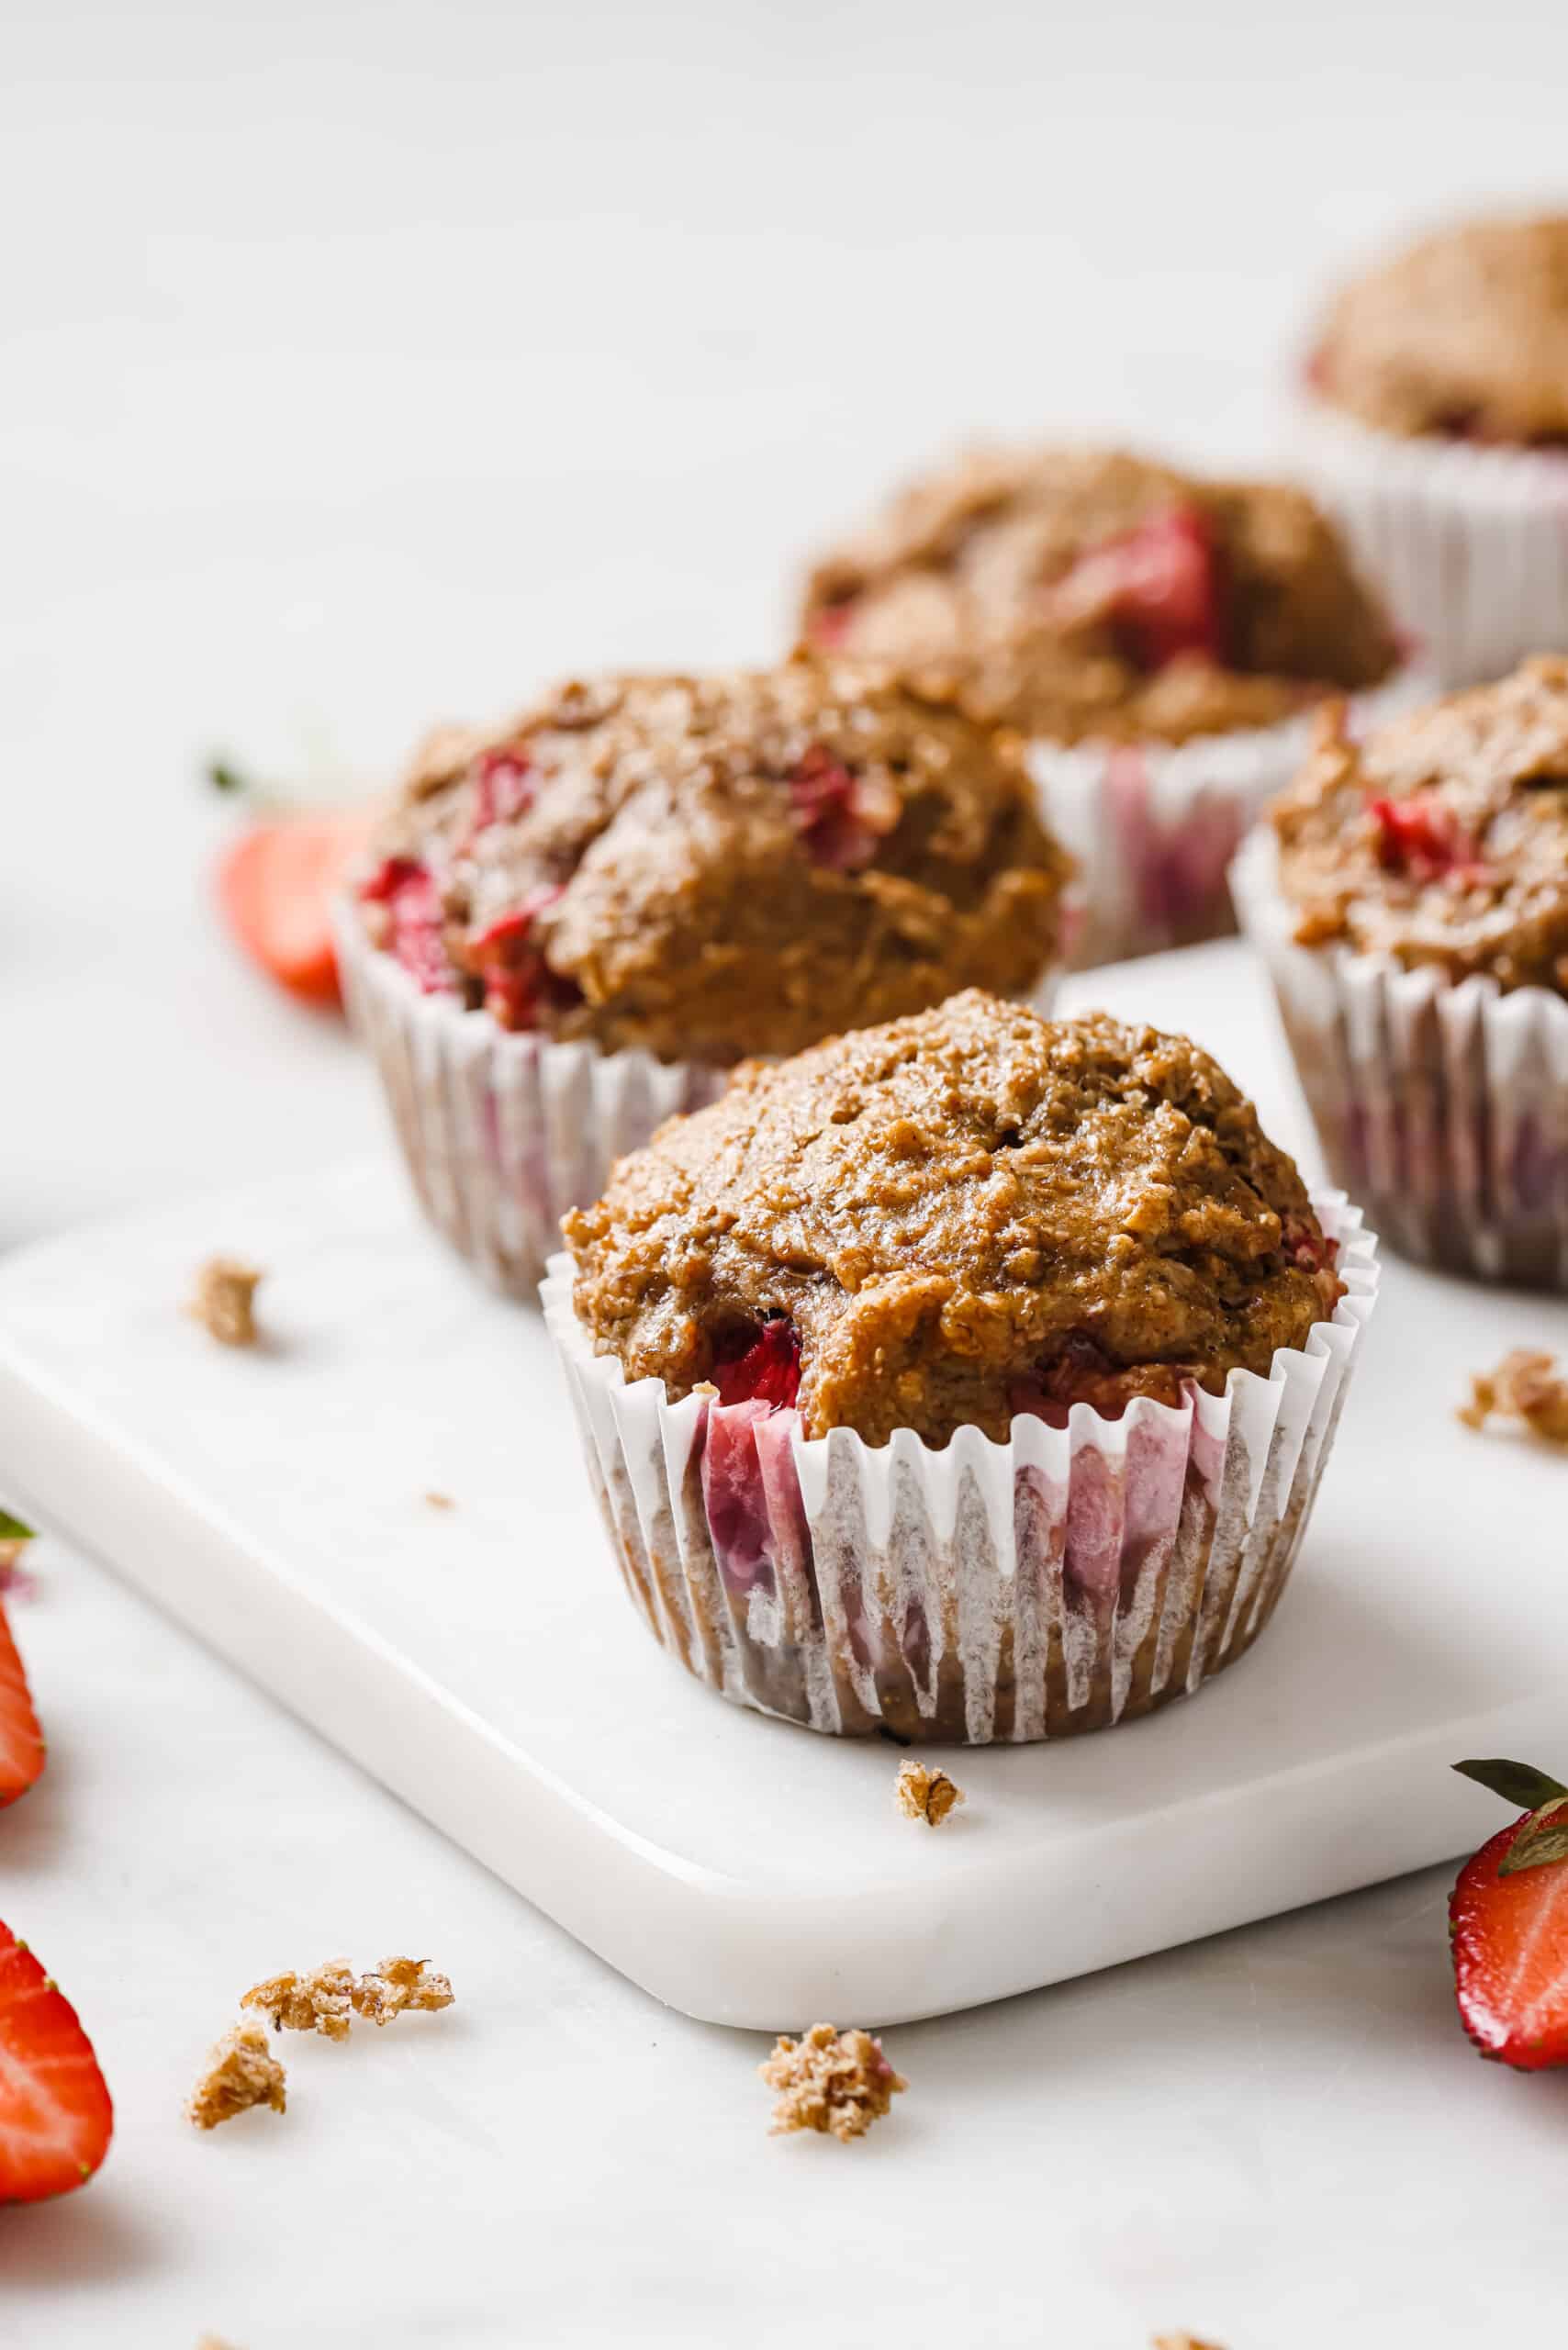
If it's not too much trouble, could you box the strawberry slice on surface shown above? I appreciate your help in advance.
[0,1603,45,1807]
[217,806,377,1007]
[0,1926,114,2203]
[1450,1759,1568,2070]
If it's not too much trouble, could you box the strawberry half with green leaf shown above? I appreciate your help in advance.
[216,806,376,1008]
[1450,1758,1568,2069]
[0,1600,45,1807]
[0,1926,113,2202]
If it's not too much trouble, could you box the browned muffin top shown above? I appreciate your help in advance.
[1271,657,1568,992]
[354,661,1070,1067]
[798,446,1397,746]
[565,991,1339,1448]
[1310,214,1568,444]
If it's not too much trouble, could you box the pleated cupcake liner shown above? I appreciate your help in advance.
[1232,828,1568,1285]
[541,1203,1378,1745]
[1291,400,1568,687]
[333,904,728,1300]
[1028,666,1424,968]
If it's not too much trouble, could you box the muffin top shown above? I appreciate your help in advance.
[1270,657,1568,992]
[1310,214,1568,444]
[798,446,1397,746]
[353,662,1070,1067]
[565,990,1340,1448]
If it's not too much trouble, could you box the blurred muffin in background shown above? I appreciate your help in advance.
[1231,655,1568,1284]
[1295,212,1568,685]
[335,659,1071,1297]
[799,445,1410,965]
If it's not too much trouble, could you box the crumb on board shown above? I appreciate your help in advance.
[352,1955,454,2026]
[423,1490,455,1510]
[185,2025,287,2130]
[760,2023,906,2143]
[896,1758,965,1827]
[241,1960,356,2041]
[1458,1348,1568,1445]
[189,1255,263,1348]
[241,1955,454,2038]
[1152,2336,1227,2350]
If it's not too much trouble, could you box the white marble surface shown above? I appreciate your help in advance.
[6,3,1568,2343]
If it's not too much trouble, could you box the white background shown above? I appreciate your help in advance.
[6,3,1568,2343]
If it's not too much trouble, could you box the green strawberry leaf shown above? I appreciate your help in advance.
[1498,1804,1568,1877]
[0,1509,34,1542]
[1453,1758,1568,1811]
[205,756,253,796]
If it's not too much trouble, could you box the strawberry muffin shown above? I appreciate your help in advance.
[1233,656,1568,1283]
[1295,213,1568,684]
[544,990,1377,1740]
[800,445,1409,964]
[336,662,1070,1295]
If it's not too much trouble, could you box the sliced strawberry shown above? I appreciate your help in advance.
[467,885,581,1030]
[1450,1759,1568,2070]
[1053,503,1227,673]
[217,807,376,1007]
[0,1925,113,2202]
[787,744,899,873]
[712,1317,802,1410]
[0,1603,44,1807]
[358,856,454,996]
[1369,794,1483,882]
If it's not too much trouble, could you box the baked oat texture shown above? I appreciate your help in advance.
[1460,1349,1568,1446]
[357,661,1070,1064]
[189,1255,263,1348]
[895,1759,965,1826]
[566,991,1339,1448]
[241,1956,454,2036]
[799,445,1395,744]
[1312,213,1568,443]
[760,2023,907,2142]
[1271,658,1568,992]
[185,2025,287,2130]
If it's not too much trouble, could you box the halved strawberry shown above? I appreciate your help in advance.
[0,1602,44,1807]
[216,806,377,1007]
[1450,1759,1568,2070]
[0,1925,113,2202]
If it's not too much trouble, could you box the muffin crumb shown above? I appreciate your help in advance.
[241,1961,356,2041]
[350,1956,454,2026]
[896,1759,965,1827]
[190,1256,263,1348]
[241,1955,454,2037]
[760,2023,906,2142]
[185,2025,287,2130]
[1153,2335,1227,2350]
[423,1490,455,1511]
[1459,1349,1568,1445]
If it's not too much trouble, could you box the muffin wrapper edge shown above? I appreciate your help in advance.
[1232,829,1568,1285]
[1290,400,1568,688]
[540,1206,1378,1745]
[333,901,728,1299]
[1030,666,1423,969]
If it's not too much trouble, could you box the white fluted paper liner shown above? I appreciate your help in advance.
[1232,828,1568,1284]
[541,1213,1378,1743]
[1291,400,1568,688]
[333,904,728,1299]
[1028,666,1425,968]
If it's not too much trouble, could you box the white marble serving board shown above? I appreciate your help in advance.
[1,943,1562,2031]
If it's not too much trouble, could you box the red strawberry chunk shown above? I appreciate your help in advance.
[469,746,535,836]
[712,1317,802,1411]
[0,1924,114,2202]
[1368,794,1483,881]
[1450,1811,1568,2069]
[469,885,581,1030]
[359,857,454,994]
[1054,503,1227,673]
[0,1605,44,1807]
[787,744,898,872]
[810,601,857,649]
